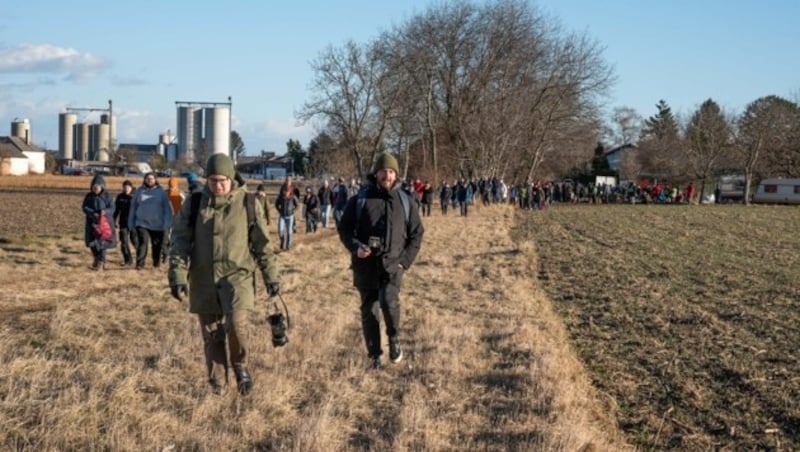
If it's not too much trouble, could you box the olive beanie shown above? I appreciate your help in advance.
[372,153,399,174]
[205,154,235,179]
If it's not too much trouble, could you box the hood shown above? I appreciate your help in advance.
[90,174,106,190]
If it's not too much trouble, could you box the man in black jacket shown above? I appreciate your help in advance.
[338,153,424,369]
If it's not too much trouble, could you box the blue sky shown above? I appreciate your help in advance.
[1,1,797,155]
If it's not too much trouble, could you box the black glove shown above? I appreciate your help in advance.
[267,283,280,297]
[170,285,188,301]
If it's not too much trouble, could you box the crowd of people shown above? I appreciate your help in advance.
[82,153,708,394]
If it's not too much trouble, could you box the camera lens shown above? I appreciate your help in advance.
[269,314,288,347]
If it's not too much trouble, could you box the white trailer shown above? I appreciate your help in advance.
[751,178,800,205]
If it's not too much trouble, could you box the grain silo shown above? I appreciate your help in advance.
[176,106,203,162]
[74,123,90,161]
[10,118,31,145]
[93,122,111,162]
[204,106,230,156]
[100,113,116,149]
[59,112,77,160]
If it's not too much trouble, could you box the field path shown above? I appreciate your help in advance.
[251,203,628,451]
[0,197,628,451]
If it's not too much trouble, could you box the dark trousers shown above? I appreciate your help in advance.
[357,271,403,358]
[90,246,106,264]
[198,310,249,387]
[460,202,468,217]
[118,228,136,264]
[421,202,431,217]
[134,227,164,268]
[441,201,448,215]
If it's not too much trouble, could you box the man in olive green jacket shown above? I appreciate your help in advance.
[168,154,280,395]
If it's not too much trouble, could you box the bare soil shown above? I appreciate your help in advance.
[514,204,800,450]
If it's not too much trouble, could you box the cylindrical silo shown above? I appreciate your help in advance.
[95,123,110,162]
[74,123,90,161]
[89,124,98,160]
[11,118,32,145]
[177,106,204,162]
[205,106,230,156]
[59,113,77,160]
[100,113,116,150]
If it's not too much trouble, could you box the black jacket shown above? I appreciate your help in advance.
[114,192,133,228]
[338,176,424,277]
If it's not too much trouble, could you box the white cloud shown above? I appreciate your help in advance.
[0,44,109,82]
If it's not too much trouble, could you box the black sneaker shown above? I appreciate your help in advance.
[389,340,403,364]
[234,367,253,395]
[370,357,382,370]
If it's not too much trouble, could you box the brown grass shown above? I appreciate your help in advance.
[514,203,800,450]
[0,184,626,451]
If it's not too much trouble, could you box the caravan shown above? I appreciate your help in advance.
[751,178,800,205]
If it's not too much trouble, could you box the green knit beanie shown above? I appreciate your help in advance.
[372,153,399,174]
[205,153,235,179]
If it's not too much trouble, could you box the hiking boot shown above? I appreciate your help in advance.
[234,367,253,395]
[389,339,403,364]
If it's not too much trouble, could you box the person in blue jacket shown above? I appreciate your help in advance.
[128,172,173,270]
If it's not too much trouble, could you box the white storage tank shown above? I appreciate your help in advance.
[74,123,90,161]
[95,123,111,162]
[205,106,230,156]
[59,112,77,160]
[100,113,116,149]
[11,118,31,145]
[177,106,203,161]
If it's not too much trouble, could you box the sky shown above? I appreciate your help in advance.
[1,0,798,155]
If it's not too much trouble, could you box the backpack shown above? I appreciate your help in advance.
[94,211,112,242]
[188,191,257,250]
[356,188,411,238]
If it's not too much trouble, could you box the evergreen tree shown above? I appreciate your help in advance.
[642,99,679,142]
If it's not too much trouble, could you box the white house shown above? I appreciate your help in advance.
[0,136,47,175]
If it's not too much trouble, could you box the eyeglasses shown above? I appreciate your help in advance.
[207,176,230,185]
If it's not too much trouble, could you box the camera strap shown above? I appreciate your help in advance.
[271,293,291,330]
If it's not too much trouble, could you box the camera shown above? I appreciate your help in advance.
[268,313,289,347]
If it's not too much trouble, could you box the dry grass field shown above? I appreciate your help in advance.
[514,203,800,450]
[0,176,627,451]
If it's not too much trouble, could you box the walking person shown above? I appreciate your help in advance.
[338,153,424,369]
[332,177,349,228]
[420,181,434,217]
[82,174,116,270]
[255,184,272,226]
[163,176,185,265]
[168,154,280,395]
[302,187,320,233]
[129,172,173,270]
[439,182,453,215]
[113,180,136,267]
[317,179,333,228]
[275,183,298,250]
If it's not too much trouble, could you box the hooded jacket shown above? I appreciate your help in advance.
[82,174,116,249]
[338,174,424,280]
[128,173,173,231]
[168,178,279,314]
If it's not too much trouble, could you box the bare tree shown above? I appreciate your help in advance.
[298,40,396,178]
[736,95,800,202]
[684,99,733,199]
[609,106,643,147]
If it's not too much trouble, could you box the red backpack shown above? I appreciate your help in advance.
[94,211,112,242]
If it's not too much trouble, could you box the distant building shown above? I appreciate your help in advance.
[236,152,291,180]
[0,136,47,176]
[604,144,636,172]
